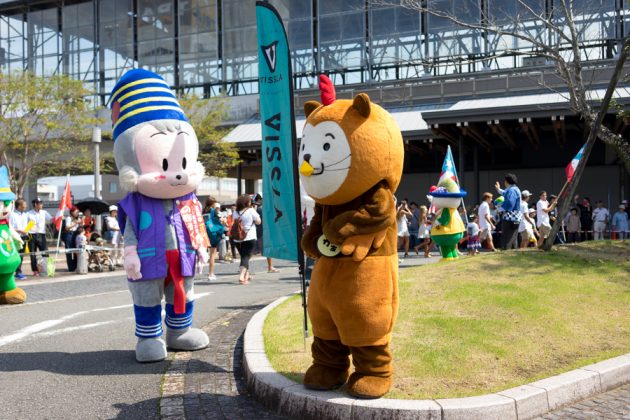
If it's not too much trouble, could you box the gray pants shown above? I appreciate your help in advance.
[128,276,195,338]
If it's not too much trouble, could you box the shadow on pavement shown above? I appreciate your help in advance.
[217,304,267,311]
[0,350,227,376]
[112,397,161,420]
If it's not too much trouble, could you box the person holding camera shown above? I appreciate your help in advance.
[397,199,413,258]
[536,190,557,247]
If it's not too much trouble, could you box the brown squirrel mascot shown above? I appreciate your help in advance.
[299,75,404,399]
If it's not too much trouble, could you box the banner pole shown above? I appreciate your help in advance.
[55,175,69,256]
[256,1,309,346]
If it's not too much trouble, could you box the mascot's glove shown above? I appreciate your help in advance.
[10,229,24,248]
[196,247,209,274]
[340,229,387,262]
[123,245,142,280]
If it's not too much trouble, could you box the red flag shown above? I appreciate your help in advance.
[54,178,72,230]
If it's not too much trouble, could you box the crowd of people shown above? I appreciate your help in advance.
[396,173,629,257]
[202,193,279,285]
[7,192,282,282]
[9,181,627,278]
[8,198,124,277]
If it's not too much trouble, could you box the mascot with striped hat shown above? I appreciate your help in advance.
[111,69,210,362]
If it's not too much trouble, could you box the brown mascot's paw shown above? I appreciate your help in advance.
[0,287,27,305]
[346,372,392,399]
[304,364,349,390]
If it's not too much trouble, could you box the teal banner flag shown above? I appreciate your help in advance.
[256,1,301,262]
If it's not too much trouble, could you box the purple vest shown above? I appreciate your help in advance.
[118,192,197,281]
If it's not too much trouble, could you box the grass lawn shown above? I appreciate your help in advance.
[263,241,630,399]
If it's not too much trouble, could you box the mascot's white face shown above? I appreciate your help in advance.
[0,199,13,221]
[299,121,352,200]
[431,196,462,209]
[129,121,203,199]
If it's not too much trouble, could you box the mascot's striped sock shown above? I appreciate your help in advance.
[133,304,163,338]
[165,301,194,329]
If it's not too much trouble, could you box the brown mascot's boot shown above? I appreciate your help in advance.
[347,344,393,399]
[0,287,27,305]
[304,337,351,390]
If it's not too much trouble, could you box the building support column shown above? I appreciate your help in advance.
[458,134,465,188]
[237,163,242,196]
[245,179,256,194]
[474,144,479,203]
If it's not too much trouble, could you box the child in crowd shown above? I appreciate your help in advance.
[466,215,481,255]
[75,226,88,274]
[565,207,582,243]
[413,205,433,258]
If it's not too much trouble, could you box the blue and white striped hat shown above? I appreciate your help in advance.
[109,69,188,140]
[0,165,16,201]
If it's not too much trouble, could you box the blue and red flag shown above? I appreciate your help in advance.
[565,143,586,182]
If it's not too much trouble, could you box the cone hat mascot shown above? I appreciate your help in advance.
[428,178,467,260]
[0,166,26,304]
[110,69,210,362]
[299,75,404,398]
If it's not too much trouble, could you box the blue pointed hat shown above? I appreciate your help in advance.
[0,165,16,201]
[109,69,188,140]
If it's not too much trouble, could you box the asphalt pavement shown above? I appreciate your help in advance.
[0,256,301,420]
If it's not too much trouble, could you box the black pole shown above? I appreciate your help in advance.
[287,51,308,342]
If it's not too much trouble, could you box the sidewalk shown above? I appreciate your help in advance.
[160,253,440,419]
[157,251,630,420]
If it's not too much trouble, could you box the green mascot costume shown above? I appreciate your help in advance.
[429,178,467,260]
[0,165,26,304]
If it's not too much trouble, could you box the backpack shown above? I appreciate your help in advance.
[230,210,249,241]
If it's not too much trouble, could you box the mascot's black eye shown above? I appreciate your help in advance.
[162,159,168,171]
[182,157,187,169]
[323,143,330,151]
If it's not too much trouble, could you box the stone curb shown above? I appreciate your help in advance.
[243,294,630,420]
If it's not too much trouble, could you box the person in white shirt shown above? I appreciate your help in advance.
[536,190,557,247]
[105,205,122,266]
[478,192,496,251]
[9,198,29,279]
[26,198,52,276]
[518,190,538,248]
[592,201,610,240]
[232,194,261,285]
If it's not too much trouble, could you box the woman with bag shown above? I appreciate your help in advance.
[203,197,226,281]
[232,194,261,285]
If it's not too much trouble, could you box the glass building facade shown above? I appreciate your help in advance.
[0,0,625,106]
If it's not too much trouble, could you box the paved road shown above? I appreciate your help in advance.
[2,252,628,419]
[0,257,301,420]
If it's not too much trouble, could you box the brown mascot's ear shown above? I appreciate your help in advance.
[352,93,371,118]
[304,101,321,118]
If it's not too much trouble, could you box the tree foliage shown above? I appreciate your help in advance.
[0,71,101,197]
[383,0,630,171]
[178,95,240,178]
[378,0,630,250]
